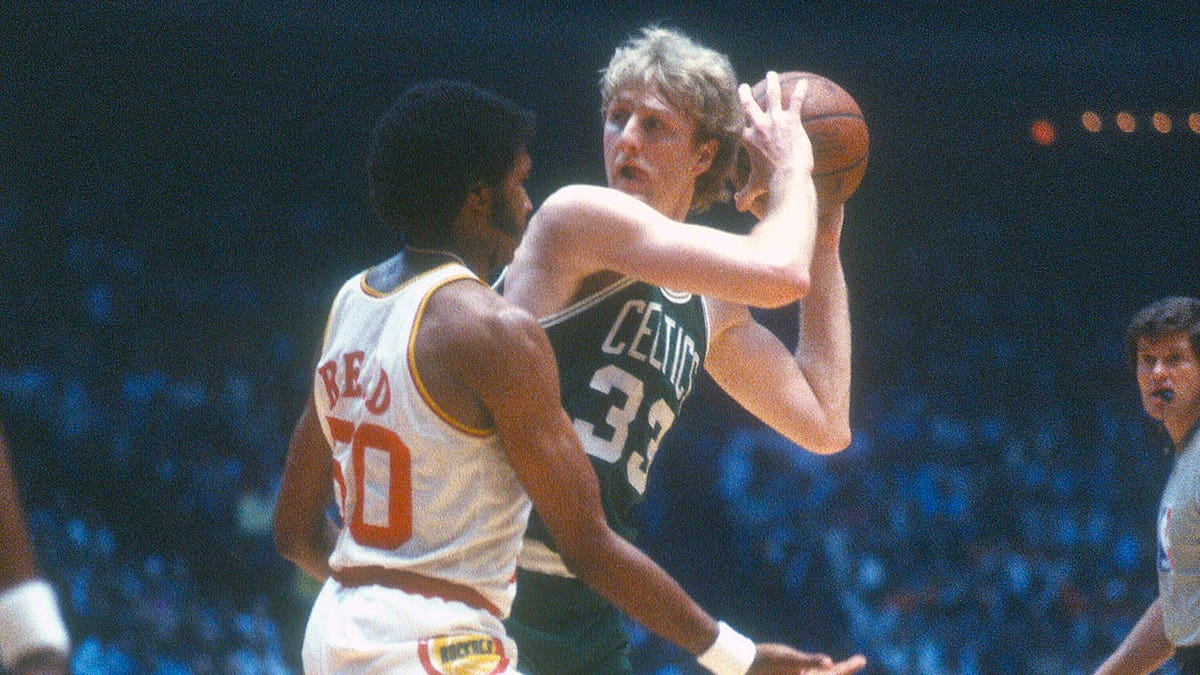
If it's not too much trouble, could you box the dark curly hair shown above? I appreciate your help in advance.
[368,80,535,247]
[1124,296,1200,372]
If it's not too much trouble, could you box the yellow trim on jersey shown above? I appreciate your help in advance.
[407,274,495,438]
[360,262,465,298]
[320,263,463,353]
[320,297,337,352]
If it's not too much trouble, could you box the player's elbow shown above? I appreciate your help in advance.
[769,266,810,306]
[272,505,317,566]
[807,426,852,455]
[744,263,809,308]
[274,521,333,582]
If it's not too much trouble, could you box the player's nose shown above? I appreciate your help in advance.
[616,117,642,150]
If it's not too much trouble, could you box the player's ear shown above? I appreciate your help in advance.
[462,181,495,223]
[464,180,492,211]
[692,138,718,177]
[451,181,487,239]
[455,180,494,237]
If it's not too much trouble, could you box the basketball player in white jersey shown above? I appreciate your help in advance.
[273,80,859,674]
[0,426,70,675]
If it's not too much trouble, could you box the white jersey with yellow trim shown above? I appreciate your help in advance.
[313,262,531,617]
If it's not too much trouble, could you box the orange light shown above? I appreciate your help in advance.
[1116,112,1137,133]
[1152,112,1172,133]
[1189,113,1200,134]
[1081,110,1102,133]
[1030,118,1057,146]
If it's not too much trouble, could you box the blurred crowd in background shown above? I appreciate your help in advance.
[3,4,1198,674]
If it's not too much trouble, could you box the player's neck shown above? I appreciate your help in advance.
[407,246,468,268]
[365,248,470,293]
[661,186,696,223]
[1169,412,1200,453]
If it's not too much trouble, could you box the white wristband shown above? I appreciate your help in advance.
[0,579,71,669]
[697,620,756,675]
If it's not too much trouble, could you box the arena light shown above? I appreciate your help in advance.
[1115,111,1137,133]
[1190,113,1200,134]
[1081,110,1102,133]
[1029,118,1057,146]
[1151,112,1172,133]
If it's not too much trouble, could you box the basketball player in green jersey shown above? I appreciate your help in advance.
[500,26,855,675]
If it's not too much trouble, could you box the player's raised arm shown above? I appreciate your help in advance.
[704,204,852,455]
[506,72,817,314]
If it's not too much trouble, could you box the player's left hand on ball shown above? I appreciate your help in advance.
[735,72,813,215]
[748,642,866,674]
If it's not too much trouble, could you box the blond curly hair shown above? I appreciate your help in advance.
[600,26,744,214]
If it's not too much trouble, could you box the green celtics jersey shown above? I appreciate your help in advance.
[530,276,708,549]
[506,275,709,675]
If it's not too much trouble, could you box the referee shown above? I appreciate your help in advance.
[1096,296,1200,675]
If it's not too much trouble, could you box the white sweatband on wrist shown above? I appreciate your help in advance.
[0,579,71,669]
[697,620,756,675]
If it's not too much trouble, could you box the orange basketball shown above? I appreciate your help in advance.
[750,71,869,205]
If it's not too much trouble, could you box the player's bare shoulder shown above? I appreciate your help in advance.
[406,278,532,430]
[432,277,531,336]
[422,278,555,427]
[422,278,550,376]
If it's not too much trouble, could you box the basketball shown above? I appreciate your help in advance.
[750,71,869,205]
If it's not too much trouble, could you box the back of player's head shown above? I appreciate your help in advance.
[1124,295,1200,371]
[368,80,535,247]
[600,25,743,214]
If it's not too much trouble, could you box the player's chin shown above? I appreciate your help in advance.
[610,170,649,194]
[1143,398,1167,420]
[486,233,519,268]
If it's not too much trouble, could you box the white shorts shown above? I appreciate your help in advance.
[302,578,520,674]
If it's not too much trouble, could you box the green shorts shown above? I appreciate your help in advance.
[504,568,632,675]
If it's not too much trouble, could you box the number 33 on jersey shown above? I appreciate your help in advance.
[543,278,708,537]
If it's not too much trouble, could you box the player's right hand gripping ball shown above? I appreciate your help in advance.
[750,71,869,205]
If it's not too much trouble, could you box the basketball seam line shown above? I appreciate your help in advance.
[803,113,866,123]
[813,151,869,178]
